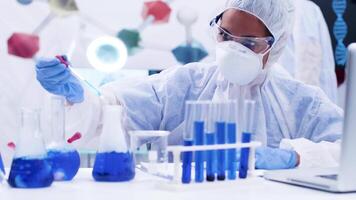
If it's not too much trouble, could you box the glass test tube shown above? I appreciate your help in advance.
[216,102,227,181]
[194,102,206,183]
[227,100,238,180]
[239,100,256,179]
[182,101,195,184]
[205,103,216,182]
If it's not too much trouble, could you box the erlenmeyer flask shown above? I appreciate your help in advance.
[92,105,135,182]
[8,109,54,188]
[47,96,80,181]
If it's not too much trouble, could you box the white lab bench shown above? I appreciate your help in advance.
[1,168,356,200]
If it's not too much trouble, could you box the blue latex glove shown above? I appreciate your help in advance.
[237,147,299,170]
[35,57,84,103]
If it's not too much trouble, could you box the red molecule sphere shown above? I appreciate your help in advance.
[7,32,40,58]
[142,1,172,24]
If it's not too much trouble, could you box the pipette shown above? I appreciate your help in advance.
[56,55,102,96]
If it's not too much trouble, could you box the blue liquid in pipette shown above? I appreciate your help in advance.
[0,153,5,174]
[206,133,216,182]
[227,123,237,180]
[8,157,54,188]
[92,151,135,182]
[239,132,251,179]
[216,122,226,181]
[182,140,193,184]
[194,121,204,183]
[47,149,80,181]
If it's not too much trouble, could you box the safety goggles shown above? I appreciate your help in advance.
[210,14,275,54]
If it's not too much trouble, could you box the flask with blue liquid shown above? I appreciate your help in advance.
[92,105,135,182]
[46,96,80,181]
[8,109,54,188]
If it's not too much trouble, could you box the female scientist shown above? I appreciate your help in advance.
[35,0,343,169]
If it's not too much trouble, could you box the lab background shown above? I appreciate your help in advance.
[0,0,355,167]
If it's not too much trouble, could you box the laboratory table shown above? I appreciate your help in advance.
[1,168,356,200]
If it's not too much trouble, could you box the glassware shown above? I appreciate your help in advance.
[92,106,135,182]
[8,109,54,188]
[46,96,80,181]
[130,131,169,179]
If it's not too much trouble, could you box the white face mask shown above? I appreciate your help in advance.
[216,41,268,85]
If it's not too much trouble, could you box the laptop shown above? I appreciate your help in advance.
[264,43,356,193]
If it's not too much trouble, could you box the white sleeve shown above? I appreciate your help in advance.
[65,84,119,150]
[280,138,341,168]
[316,6,338,103]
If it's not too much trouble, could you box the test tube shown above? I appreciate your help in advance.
[239,100,256,179]
[194,102,206,183]
[215,102,227,181]
[205,103,216,182]
[227,100,238,180]
[182,101,195,184]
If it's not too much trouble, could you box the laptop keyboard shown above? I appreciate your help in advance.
[317,174,338,180]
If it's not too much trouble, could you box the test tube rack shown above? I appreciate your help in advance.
[158,141,261,190]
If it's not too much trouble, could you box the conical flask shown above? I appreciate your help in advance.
[8,109,54,188]
[92,105,135,182]
[47,96,80,181]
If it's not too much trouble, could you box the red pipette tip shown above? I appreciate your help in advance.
[67,132,82,144]
[55,55,69,67]
[7,142,16,150]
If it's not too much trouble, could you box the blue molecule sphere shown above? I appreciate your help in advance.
[96,44,120,64]
[17,0,33,5]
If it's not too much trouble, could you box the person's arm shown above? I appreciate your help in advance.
[315,5,338,103]
[280,88,343,168]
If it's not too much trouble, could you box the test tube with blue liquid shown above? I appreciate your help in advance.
[216,102,227,181]
[239,100,256,179]
[205,103,216,182]
[182,101,196,184]
[227,100,238,180]
[194,102,206,183]
[8,109,54,188]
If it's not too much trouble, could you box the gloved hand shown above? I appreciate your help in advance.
[35,57,84,104]
[237,147,299,170]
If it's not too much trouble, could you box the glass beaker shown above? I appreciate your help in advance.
[8,109,54,188]
[129,131,169,178]
[46,96,80,181]
[92,105,135,182]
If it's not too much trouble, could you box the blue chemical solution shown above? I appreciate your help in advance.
[194,121,204,183]
[92,151,135,182]
[182,140,193,184]
[216,121,226,181]
[227,123,237,180]
[0,153,5,175]
[239,132,252,179]
[206,133,216,182]
[47,149,80,181]
[8,157,54,188]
